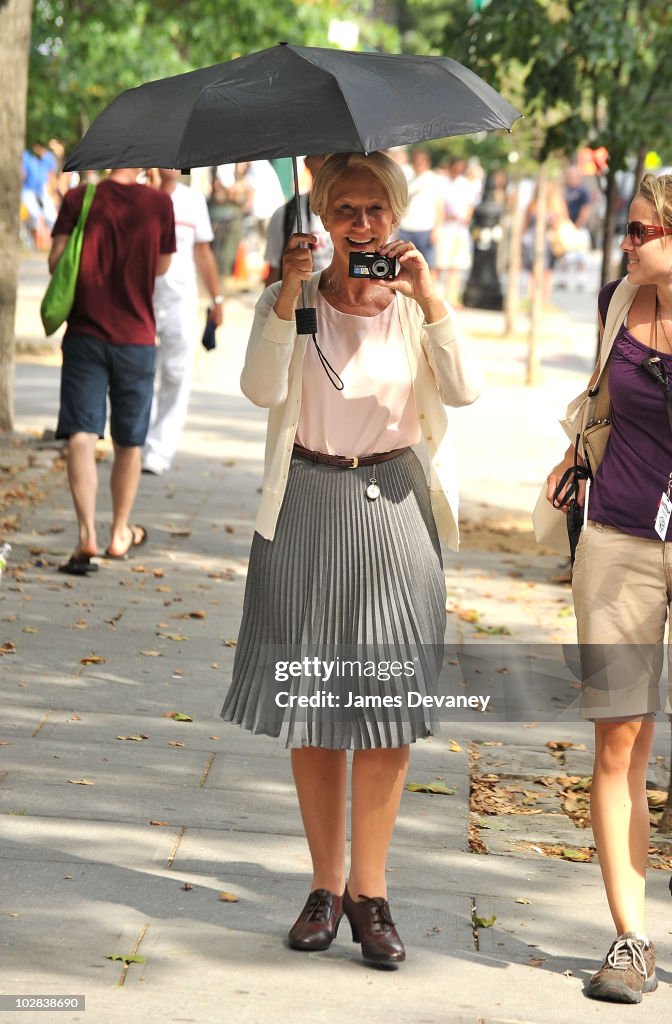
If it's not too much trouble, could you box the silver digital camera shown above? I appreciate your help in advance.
[348,252,400,280]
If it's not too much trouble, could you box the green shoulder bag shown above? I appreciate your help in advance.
[40,183,96,336]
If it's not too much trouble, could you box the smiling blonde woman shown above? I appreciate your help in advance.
[221,151,482,967]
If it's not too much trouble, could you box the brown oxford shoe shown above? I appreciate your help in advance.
[288,888,344,951]
[343,886,406,967]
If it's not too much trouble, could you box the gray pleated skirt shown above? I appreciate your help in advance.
[221,449,446,748]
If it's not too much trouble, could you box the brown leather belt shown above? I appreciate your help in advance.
[292,443,410,469]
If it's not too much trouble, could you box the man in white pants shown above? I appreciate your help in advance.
[142,169,224,476]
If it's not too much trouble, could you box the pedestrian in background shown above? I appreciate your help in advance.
[264,155,333,285]
[435,156,475,307]
[142,168,223,477]
[545,172,672,1004]
[48,168,175,573]
[559,164,593,291]
[397,147,443,269]
[522,179,570,305]
[222,151,482,967]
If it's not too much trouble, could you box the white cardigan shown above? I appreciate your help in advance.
[241,272,483,548]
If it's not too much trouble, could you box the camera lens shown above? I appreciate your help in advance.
[370,257,390,278]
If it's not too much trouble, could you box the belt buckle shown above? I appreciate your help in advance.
[350,456,359,469]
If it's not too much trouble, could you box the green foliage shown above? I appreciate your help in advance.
[407,0,672,171]
[28,0,349,151]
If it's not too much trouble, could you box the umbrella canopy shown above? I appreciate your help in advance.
[64,43,521,171]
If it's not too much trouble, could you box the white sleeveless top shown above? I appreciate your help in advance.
[295,291,421,456]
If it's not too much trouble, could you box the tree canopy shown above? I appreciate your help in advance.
[28,0,350,149]
[406,0,672,172]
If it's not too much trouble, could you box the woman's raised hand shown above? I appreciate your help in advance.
[274,232,317,321]
[378,240,446,323]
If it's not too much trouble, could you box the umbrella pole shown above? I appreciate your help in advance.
[291,156,318,336]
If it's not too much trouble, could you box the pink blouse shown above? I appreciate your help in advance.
[295,291,421,456]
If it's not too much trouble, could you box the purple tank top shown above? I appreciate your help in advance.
[588,279,672,540]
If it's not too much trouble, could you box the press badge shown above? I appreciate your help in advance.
[655,492,672,540]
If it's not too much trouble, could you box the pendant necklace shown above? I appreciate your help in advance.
[366,465,380,501]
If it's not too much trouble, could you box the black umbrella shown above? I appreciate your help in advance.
[65,43,521,332]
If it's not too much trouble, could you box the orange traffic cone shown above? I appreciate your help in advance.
[233,240,248,285]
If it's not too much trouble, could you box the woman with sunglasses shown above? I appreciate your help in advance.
[545,172,672,1004]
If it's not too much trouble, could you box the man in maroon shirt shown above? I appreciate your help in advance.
[48,167,176,574]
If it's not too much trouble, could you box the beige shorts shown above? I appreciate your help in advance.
[572,521,672,720]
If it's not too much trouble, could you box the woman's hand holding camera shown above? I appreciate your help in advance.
[379,240,446,324]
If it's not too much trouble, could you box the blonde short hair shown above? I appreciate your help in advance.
[311,152,408,228]
[638,172,672,230]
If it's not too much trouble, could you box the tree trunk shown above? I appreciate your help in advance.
[526,164,547,386]
[0,0,33,433]
[618,147,647,280]
[599,165,619,290]
[504,181,523,337]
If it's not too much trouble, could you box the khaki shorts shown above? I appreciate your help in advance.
[572,521,672,720]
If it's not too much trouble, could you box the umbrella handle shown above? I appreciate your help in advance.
[291,155,317,336]
[296,303,317,334]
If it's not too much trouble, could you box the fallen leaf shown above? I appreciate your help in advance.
[116,734,149,742]
[515,897,532,905]
[155,585,172,593]
[0,641,17,655]
[168,740,185,747]
[457,608,480,623]
[153,568,165,578]
[162,711,193,722]
[104,954,145,965]
[218,891,239,903]
[140,649,161,657]
[170,529,191,537]
[149,820,170,827]
[562,847,592,862]
[448,739,462,752]
[68,778,95,785]
[406,780,456,795]
[158,633,188,642]
[182,882,193,891]
[131,565,147,574]
[223,638,237,647]
[472,912,496,928]
[528,957,548,967]
[225,524,235,533]
[474,625,513,636]
[80,655,105,665]
[22,626,38,633]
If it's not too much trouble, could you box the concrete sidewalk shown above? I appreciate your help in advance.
[1,254,670,1023]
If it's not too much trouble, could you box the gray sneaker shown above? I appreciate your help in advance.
[587,933,657,1003]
